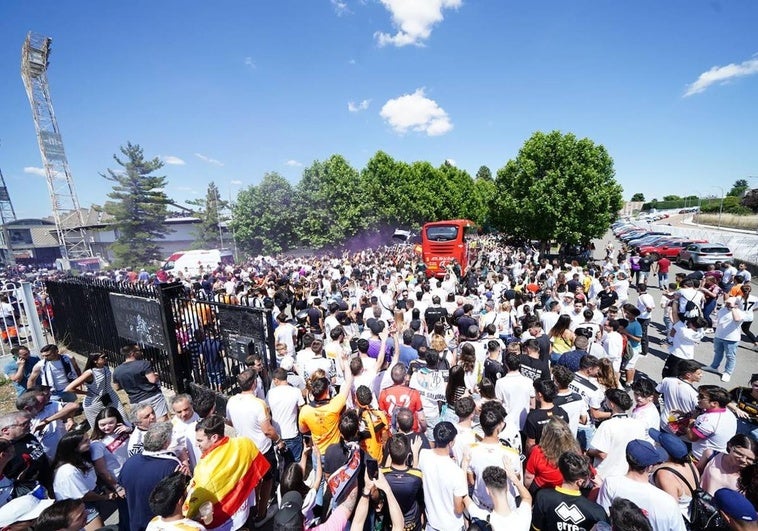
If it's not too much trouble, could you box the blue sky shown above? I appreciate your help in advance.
[1,0,757,219]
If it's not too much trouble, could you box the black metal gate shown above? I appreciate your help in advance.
[45,278,274,398]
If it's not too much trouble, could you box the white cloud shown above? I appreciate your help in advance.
[380,88,453,136]
[331,0,350,15]
[244,56,256,69]
[23,166,46,176]
[285,160,303,167]
[375,0,462,47]
[194,153,224,166]
[684,54,758,97]
[348,99,371,112]
[162,155,185,165]
[230,180,243,185]
[348,59,357,65]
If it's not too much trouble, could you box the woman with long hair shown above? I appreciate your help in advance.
[52,431,117,531]
[89,407,132,497]
[699,434,757,495]
[596,358,621,391]
[524,417,582,491]
[278,445,322,527]
[63,352,126,428]
[548,315,576,363]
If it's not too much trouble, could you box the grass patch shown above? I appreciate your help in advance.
[694,213,758,231]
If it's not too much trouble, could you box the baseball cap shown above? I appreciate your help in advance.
[279,356,295,371]
[433,421,458,447]
[713,488,758,522]
[626,439,667,467]
[273,490,305,531]
[0,495,55,527]
[648,429,689,461]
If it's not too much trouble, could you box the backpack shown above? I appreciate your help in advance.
[683,296,701,318]
[653,463,727,531]
[469,515,492,531]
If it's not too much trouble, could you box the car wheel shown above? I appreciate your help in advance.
[688,258,695,270]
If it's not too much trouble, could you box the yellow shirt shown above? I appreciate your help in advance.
[299,393,348,454]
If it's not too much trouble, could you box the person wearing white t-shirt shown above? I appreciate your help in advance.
[635,283,655,355]
[736,283,757,349]
[225,369,282,522]
[417,422,468,531]
[600,319,624,374]
[685,386,738,460]
[662,313,707,378]
[631,378,660,433]
[494,354,536,432]
[169,394,201,471]
[464,464,532,531]
[656,360,702,434]
[706,297,745,383]
[598,439,686,531]
[273,313,298,358]
[588,389,649,479]
[267,368,305,461]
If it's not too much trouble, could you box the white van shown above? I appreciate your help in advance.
[162,249,234,277]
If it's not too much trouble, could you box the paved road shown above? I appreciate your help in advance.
[593,231,758,389]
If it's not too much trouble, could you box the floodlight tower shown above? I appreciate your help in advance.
[21,32,93,261]
[0,161,18,265]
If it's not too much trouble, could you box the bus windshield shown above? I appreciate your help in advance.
[425,225,459,242]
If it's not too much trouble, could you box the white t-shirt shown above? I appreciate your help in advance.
[632,402,660,433]
[656,377,698,434]
[146,517,207,531]
[598,475,686,531]
[691,409,738,460]
[33,356,75,392]
[636,293,655,320]
[466,500,531,531]
[601,331,624,370]
[589,416,649,479]
[90,433,130,478]
[569,373,604,412]
[495,372,535,431]
[466,441,522,512]
[714,307,745,342]
[669,322,705,360]
[418,449,468,531]
[267,384,305,440]
[274,322,297,357]
[226,393,272,453]
[32,402,67,460]
[53,463,97,500]
[171,413,202,470]
[738,295,757,323]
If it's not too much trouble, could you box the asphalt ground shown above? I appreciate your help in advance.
[593,231,758,389]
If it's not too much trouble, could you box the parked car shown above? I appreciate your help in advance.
[677,243,733,269]
[638,240,709,260]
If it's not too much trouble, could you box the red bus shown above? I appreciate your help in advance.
[421,219,477,278]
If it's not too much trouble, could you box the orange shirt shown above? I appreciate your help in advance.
[298,393,348,454]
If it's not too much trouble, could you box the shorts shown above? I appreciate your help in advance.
[625,345,643,369]
[133,392,169,419]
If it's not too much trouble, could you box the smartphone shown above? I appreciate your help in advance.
[366,458,379,480]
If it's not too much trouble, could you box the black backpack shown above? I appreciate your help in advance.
[653,463,727,531]
[469,515,492,531]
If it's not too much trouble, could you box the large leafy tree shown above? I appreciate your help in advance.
[631,193,645,202]
[102,142,171,266]
[294,155,367,248]
[490,131,623,244]
[728,179,749,197]
[230,172,295,255]
[186,181,227,249]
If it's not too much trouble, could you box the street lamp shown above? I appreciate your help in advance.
[228,181,243,262]
[712,186,725,229]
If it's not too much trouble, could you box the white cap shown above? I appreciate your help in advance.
[0,495,55,527]
[279,355,295,371]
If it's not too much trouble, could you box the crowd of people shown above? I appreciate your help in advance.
[1,235,757,531]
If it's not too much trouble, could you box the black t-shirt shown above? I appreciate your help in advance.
[534,334,552,362]
[597,290,619,310]
[324,442,351,475]
[525,406,570,443]
[307,307,323,332]
[639,256,653,272]
[113,360,161,403]
[533,486,608,531]
[457,314,478,335]
[519,355,551,382]
[411,334,428,352]
[424,306,448,329]
[8,433,52,492]
[381,466,424,529]
[483,357,505,382]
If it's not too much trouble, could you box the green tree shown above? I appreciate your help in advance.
[490,131,623,245]
[230,172,295,255]
[295,155,367,248]
[186,182,227,249]
[728,179,749,197]
[102,142,171,267]
[662,195,681,202]
[476,165,493,181]
[631,193,645,202]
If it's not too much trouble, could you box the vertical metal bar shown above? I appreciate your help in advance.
[19,282,45,351]
[156,282,183,393]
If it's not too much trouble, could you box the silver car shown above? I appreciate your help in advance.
[677,243,733,269]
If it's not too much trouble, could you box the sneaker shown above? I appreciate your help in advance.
[705,328,715,334]
[721,373,731,383]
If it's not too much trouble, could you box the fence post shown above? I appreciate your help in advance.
[156,282,186,393]
[19,283,46,350]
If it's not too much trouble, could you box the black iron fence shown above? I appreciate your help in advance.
[45,278,275,398]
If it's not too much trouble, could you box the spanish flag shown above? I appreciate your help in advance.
[183,436,270,529]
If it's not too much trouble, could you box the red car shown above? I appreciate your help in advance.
[638,239,708,260]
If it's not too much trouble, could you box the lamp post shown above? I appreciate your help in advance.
[228,181,242,262]
[712,186,725,230]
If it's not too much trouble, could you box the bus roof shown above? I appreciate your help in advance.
[423,219,476,227]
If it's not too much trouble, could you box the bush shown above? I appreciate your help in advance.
[699,196,751,215]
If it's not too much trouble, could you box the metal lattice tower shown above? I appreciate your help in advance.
[21,32,93,260]
[0,162,18,265]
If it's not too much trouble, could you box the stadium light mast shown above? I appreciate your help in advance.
[0,148,18,265]
[21,32,93,262]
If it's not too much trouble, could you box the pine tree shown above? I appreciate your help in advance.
[187,182,228,249]
[102,142,171,267]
